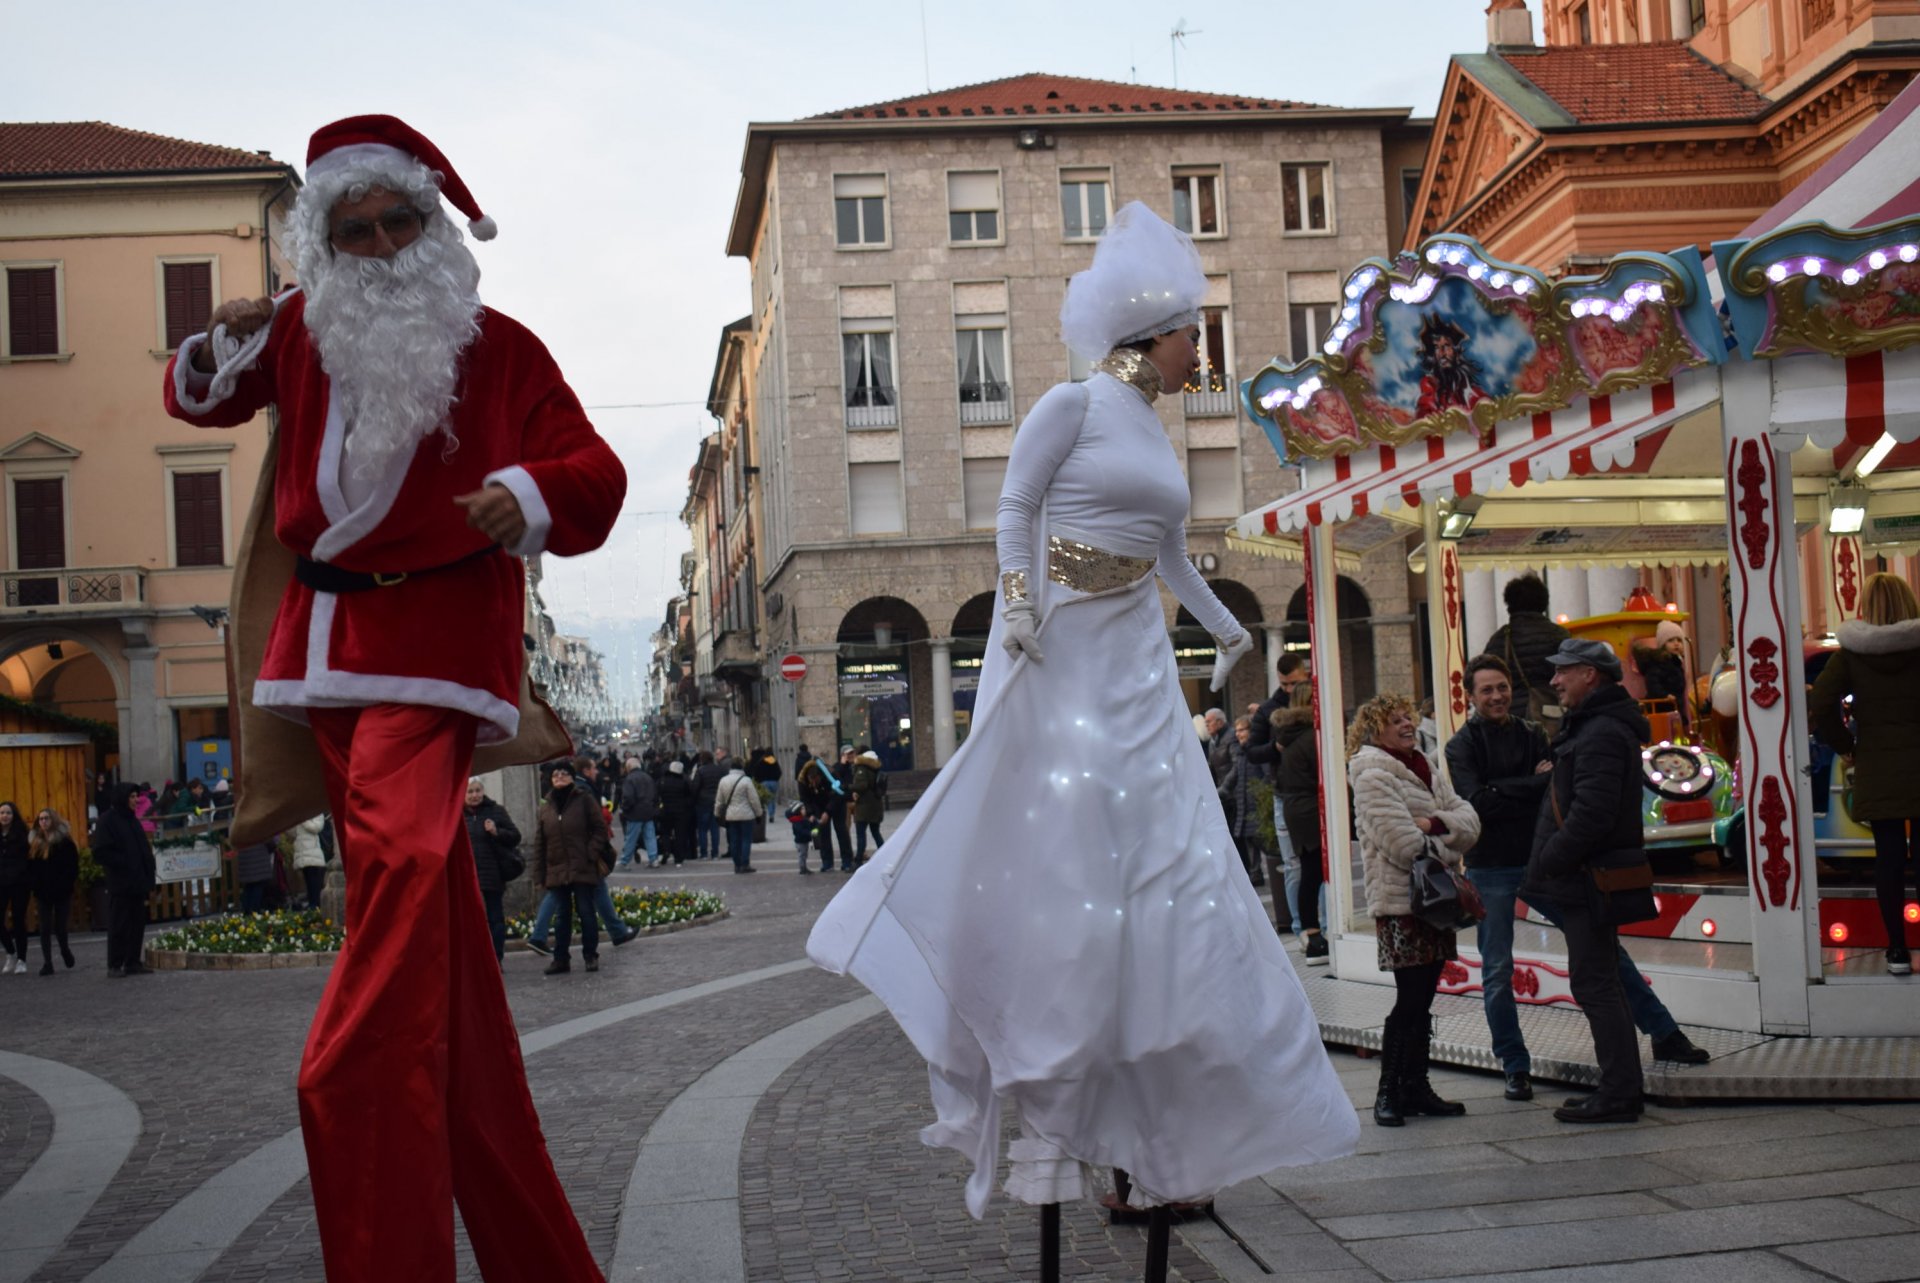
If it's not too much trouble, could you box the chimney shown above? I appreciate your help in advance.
[1487,0,1535,47]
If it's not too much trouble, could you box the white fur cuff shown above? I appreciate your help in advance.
[482,464,552,557]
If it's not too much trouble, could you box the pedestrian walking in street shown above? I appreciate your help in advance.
[533,762,610,975]
[657,759,694,866]
[1349,694,1481,1127]
[1524,639,1654,1124]
[1483,573,1573,735]
[291,815,328,911]
[1274,686,1329,962]
[1811,571,1920,975]
[692,751,725,860]
[0,802,28,973]
[715,758,764,873]
[235,839,278,913]
[809,202,1355,1218]
[464,778,522,963]
[27,807,78,975]
[850,749,886,865]
[92,783,156,978]
[617,754,659,868]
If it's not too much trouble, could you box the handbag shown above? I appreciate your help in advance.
[497,846,527,884]
[1548,770,1658,926]
[1409,838,1485,931]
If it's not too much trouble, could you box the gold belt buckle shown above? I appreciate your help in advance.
[372,570,408,587]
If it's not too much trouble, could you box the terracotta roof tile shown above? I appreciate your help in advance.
[814,73,1320,121]
[1496,42,1769,126]
[0,122,288,180]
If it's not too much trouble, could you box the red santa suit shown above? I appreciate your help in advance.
[164,293,621,1280]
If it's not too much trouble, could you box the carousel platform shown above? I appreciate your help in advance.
[1285,934,1920,1102]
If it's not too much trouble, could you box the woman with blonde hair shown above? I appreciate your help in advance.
[26,808,79,975]
[1348,693,1481,1126]
[1811,571,1920,974]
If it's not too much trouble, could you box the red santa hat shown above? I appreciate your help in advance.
[304,114,497,242]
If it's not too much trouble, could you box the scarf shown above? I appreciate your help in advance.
[1381,744,1433,792]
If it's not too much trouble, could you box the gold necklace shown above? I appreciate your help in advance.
[1093,348,1163,403]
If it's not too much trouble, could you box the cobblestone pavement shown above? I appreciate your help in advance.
[4,860,1920,1281]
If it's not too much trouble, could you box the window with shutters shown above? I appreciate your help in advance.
[13,477,65,570]
[172,471,225,566]
[833,174,889,248]
[1290,302,1337,363]
[946,171,1002,244]
[1281,163,1334,234]
[3,264,62,359]
[847,462,903,535]
[160,259,215,351]
[961,458,1006,530]
[1187,448,1240,521]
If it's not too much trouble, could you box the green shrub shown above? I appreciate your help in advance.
[149,908,344,955]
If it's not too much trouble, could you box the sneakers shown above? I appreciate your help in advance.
[1650,1031,1712,1064]
[1889,947,1913,976]
[524,937,552,958]
[9,958,24,975]
[1302,933,1330,966]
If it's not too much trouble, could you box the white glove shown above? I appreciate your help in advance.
[1001,602,1045,664]
[1209,631,1254,693]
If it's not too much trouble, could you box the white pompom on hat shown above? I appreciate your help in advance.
[1655,620,1685,646]
[305,114,497,241]
[1060,201,1208,361]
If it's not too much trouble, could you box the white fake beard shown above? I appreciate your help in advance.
[301,227,483,475]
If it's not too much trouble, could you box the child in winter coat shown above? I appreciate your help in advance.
[787,802,816,876]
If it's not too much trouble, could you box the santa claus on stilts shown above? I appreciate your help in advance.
[163,115,622,1281]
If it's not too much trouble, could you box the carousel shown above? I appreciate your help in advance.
[1235,85,1920,1042]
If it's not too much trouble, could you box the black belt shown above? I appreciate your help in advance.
[295,545,501,594]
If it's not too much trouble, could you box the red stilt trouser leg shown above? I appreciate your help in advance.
[300,704,603,1282]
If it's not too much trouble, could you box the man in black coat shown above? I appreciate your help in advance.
[656,761,694,866]
[1522,640,1672,1123]
[692,752,727,860]
[617,757,659,869]
[1246,652,1312,928]
[91,783,157,978]
[464,778,522,963]
[1483,574,1572,733]
[1446,654,1552,1102]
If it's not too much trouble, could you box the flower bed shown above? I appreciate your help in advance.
[146,908,345,971]
[506,887,726,942]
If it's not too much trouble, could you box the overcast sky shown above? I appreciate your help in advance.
[9,0,1505,703]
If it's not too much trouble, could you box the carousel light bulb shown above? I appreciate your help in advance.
[1871,250,1890,270]
[1829,922,1850,944]
[1646,283,1664,302]
[1609,305,1631,323]
[1903,245,1920,262]
[1767,263,1790,283]
[1342,304,1359,322]
[1842,268,1862,286]
[1426,247,1443,265]
[1490,271,1510,288]
[1513,276,1534,294]
[1345,281,1361,300]
[1323,338,1341,354]
[1803,257,1823,276]
[1570,299,1589,317]
[1467,263,1486,280]
[1624,284,1644,304]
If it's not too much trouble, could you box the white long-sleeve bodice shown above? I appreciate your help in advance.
[995,373,1240,639]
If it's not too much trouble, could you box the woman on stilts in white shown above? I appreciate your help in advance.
[808,203,1359,1221]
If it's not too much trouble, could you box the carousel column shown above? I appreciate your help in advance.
[1545,567,1590,621]
[1824,533,1866,625]
[1463,570,1499,656]
[1265,626,1286,687]
[1423,505,1470,765]
[1305,521,1355,969]
[929,639,957,768]
[1722,358,1816,1034]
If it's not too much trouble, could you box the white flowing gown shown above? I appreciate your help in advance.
[808,369,1359,1217]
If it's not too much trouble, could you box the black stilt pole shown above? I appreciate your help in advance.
[1040,1202,1060,1283]
[1143,1205,1171,1283]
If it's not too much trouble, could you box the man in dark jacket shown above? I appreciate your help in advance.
[92,783,157,978]
[464,778,522,963]
[1247,653,1312,930]
[532,762,612,975]
[1446,654,1552,1101]
[692,752,726,860]
[1482,574,1571,734]
[1523,640,1698,1124]
[617,757,659,869]
[656,760,694,866]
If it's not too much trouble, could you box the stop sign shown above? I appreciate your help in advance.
[779,654,808,682]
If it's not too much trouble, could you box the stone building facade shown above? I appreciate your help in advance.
[721,75,1430,773]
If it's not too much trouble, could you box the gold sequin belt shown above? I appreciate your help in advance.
[1046,533,1156,596]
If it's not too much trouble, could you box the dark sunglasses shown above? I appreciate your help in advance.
[329,205,428,249]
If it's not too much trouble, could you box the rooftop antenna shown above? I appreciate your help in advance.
[920,0,932,92]
[1170,18,1202,89]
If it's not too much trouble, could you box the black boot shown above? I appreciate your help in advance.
[1372,1015,1406,1127]
[1400,1016,1466,1117]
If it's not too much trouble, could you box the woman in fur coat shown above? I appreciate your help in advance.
[1810,572,1920,975]
[1347,694,1480,1127]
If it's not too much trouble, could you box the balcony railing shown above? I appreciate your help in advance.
[0,566,146,613]
[846,386,899,428]
[958,381,1012,424]
[1182,385,1237,418]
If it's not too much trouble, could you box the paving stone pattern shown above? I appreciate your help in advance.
[6,862,1920,1282]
